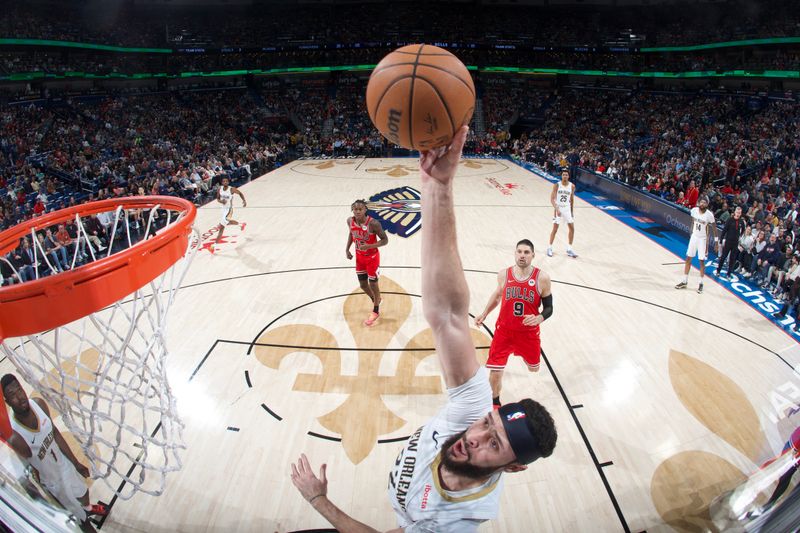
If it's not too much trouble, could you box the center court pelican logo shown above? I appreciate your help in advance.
[367,186,422,238]
[251,276,492,464]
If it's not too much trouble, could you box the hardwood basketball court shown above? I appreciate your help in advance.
[3,157,799,532]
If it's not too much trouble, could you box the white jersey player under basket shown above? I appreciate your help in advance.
[2,374,108,528]
[289,127,558,532]
[547,168,578,258]
[676,195,718,294]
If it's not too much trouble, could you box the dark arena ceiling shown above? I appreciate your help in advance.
[21,0,737,6]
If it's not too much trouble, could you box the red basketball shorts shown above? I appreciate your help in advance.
[486,325,541,371]
[355,251,380,281]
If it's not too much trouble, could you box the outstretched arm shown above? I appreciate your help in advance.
[570,186,575,216]
[290,454,402,533]
[233,187,247,207]
[345,218,354,260]
[420,126,478,389]
[475,270,505,328]
[709,219,719,244]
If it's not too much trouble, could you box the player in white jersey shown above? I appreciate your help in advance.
[290,127,557,532]
[547,168,578,258]
[212,176,247,252]
[2,374,107,530]
[676,195,718,294]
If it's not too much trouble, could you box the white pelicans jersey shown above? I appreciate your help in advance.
[555,181,574,208]
[388,368,503,533]
[690,207,715,238]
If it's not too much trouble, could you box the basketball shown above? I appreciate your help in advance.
[366,44,475,151]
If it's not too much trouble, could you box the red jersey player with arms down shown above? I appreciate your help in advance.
[346,199,389,326]
[475,239,553,408]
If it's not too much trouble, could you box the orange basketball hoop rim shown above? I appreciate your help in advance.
[0,196,196,342]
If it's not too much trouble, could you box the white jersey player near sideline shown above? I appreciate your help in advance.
[547,168,578,258]
[2,374,107,528]
[676,195,718,294]
[289,127,557,533]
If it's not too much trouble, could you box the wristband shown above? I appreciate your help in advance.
[309,493,325,505]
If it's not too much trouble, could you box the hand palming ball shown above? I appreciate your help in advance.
[366,44,475,151]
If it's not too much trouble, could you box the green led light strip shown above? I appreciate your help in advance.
[2,65,798,82]
[2,36,800,55]
[0,38,171,53]
[480,67,800,78]
[642,36,800,52]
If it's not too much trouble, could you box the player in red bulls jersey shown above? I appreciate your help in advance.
[475,239,553,408]
[345,199,389,326]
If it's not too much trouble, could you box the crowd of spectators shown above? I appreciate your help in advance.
[0,76,392,240]
[0,87,293,230]
[2,67,800,305]
[0,1,798,81]
[2,0,798,49]
[510,85,800,319]
[2,45,800,80]
[512,89,799,204]
[327,77,384,157]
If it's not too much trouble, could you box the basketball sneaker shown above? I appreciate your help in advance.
[87,503,108,517]
[363,312,379,327]
[697,283,704,294]
[675,281,688,289]
[566,249,578,258]
[546,247,553,257]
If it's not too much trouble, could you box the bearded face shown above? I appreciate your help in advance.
[440,431,507,480]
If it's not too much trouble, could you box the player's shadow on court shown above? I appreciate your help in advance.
[234,237,273,271]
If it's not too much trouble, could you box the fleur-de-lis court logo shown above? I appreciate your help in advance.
[364,160,496,177]
[299,160,356,170]
[461,159,493,169]
[252,276,491,464]
[365,164,419,177]
[649,350,799,531]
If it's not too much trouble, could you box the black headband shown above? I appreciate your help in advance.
[499,403,542,465]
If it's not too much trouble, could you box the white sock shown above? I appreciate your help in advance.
[683,276,688,283]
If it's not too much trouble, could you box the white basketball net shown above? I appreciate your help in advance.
[1,204,198,499]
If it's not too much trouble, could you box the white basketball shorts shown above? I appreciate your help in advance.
[553,205,574,225]
[686,234,709,261]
